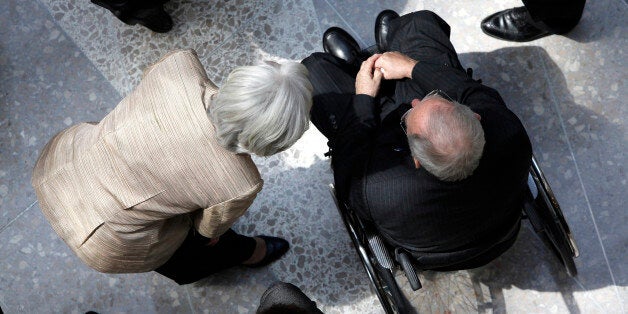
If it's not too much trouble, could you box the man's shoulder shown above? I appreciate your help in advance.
[462,85,531,152]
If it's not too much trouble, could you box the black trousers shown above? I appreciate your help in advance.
[155,228,256,285]
[94,0,169,10]
[523,0,586,34]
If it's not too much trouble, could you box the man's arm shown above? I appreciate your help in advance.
[330,54,383,144]
[334,54,382,142]
[336,54,384,144]
[330,55,383,199]
[375,51,477,98]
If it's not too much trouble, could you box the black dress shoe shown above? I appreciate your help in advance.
[91,0,173,33]
[375,9,399,52]
[246,236,289,268]
[323,27,361,65]
[481,7,550,42]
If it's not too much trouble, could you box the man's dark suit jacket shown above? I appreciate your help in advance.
[308,11,533,269]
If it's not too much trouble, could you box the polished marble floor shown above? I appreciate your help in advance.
[0,0,626,313]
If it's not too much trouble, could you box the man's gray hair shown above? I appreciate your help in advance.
[209,61,313,156]
[407,102,485,181]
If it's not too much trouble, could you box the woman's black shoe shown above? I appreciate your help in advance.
[246,236,289,268]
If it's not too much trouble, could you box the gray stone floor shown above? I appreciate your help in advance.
[0,0,625,313]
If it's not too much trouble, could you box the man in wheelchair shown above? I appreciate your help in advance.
[302,10,532,271]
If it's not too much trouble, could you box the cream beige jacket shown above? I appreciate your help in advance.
[32,50,263,273]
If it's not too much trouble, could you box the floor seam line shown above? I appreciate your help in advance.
[321,0,369,48]
[0,201,38,235]
[34,0,122,99]
[185,285,195,314]
[572,277,605,309]
[206,1,265,58]
[537,49,622,311]
[307,0,324,47]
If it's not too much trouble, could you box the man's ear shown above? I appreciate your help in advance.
[413,157,421,169]
[474,113,481,121]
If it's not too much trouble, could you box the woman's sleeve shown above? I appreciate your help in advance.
[193,181,263,238]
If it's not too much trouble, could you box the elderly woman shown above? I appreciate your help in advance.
[31,50,312,285]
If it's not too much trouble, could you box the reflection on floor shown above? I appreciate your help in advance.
[1,0,625,313]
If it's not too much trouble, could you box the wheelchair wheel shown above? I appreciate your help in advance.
[367,235,414,313]
[525,156,579,277]
[356,238,399,314]
[329,185,411,314]
[373,264,414,314]
[350,220,400,313]
[527,194,578,277]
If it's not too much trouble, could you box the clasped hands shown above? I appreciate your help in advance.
[355,52,418,97]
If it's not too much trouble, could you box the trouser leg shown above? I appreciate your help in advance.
[91,0,173,33]
[388,11,461,67]
[302,52,358,141]
[94,0,169,10]
[387,10,465,104]
[155,229,256,285]
[130,0,170,9]
[522,0,586,34]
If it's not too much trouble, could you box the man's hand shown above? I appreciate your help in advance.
[374,51,417,80]
[356,54,383,97]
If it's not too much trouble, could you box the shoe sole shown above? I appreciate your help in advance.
[480,26,551,42]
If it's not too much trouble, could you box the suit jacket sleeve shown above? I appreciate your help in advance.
[410,61,477,98]
[193,181,263,238]
[333,94,380,154]
[330,94,380,200]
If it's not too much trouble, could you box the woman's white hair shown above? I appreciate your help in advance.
[407,102,485,181]
[209,61,313,156]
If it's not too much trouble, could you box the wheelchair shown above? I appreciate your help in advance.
[328,155,579,314]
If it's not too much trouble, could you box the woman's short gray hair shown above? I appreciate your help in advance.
[209,61,313,156]
[407,102,485,181]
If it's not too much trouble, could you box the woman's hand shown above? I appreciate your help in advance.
[374,51,417,80]
[355,54,383,97]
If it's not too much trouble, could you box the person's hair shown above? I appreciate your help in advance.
[208,61,313,156]
[407,101,485,181]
